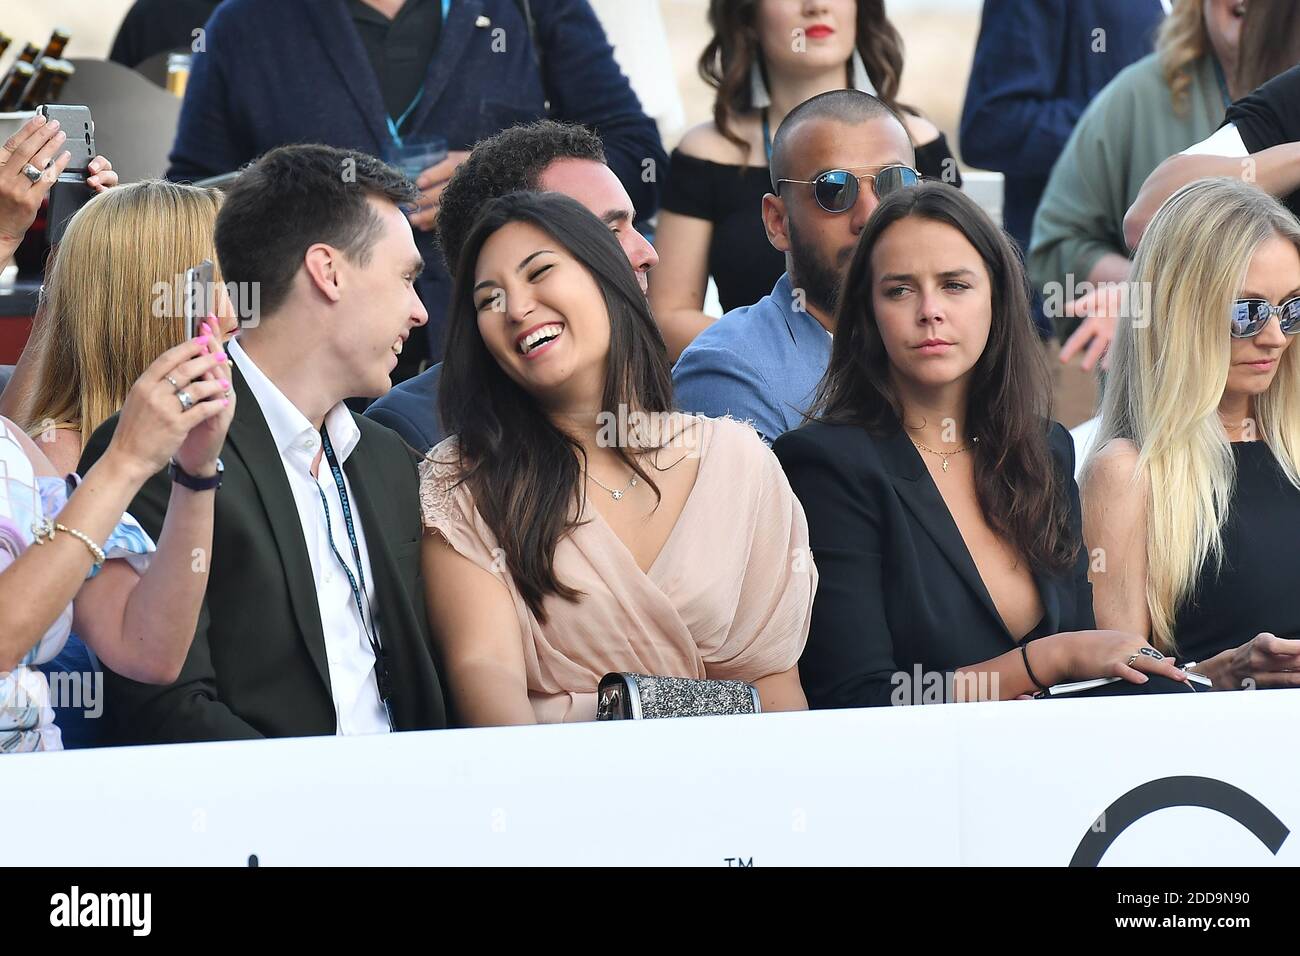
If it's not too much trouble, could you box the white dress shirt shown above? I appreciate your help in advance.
[229,339,390,735]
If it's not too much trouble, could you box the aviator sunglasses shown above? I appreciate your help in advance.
[775,164,921,214]
[1230,296,1300,338]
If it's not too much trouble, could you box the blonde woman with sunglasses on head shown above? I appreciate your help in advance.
[1083,177,1300,691]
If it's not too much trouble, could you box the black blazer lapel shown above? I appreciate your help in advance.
[224,362,333,695]
[403,0,488,135]
[302,0,390,151]
[1032,566,1064,635]
[877,427,1009,635]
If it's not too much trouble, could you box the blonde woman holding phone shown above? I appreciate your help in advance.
[2,318,234,752]
[2,179,236,476]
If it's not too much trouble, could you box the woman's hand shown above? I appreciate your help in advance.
[0,114,71,248]
[173,317,236,476]
[1040,629,1190,687]
[85,155,117,192]
[1195,632,1300,690]
[103,322,233,484]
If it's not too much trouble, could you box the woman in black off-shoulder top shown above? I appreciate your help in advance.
[651,0,961,361]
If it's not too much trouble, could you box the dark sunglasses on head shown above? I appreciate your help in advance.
[775,164,921,213]
[1229,296,1300,338]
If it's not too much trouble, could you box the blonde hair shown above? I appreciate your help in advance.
[1157,0,1210,117]
[1086,178,1300,652]
[23,180,223,450]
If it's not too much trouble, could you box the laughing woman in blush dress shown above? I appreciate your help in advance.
[420,192,816,726]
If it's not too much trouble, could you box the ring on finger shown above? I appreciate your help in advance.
[177,390,194,412]
[21,163,41,183]
[165,375,181,390]
[1125,653,1140,668]
[1139,647,1164,661]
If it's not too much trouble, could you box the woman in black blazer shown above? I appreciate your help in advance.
[773,183,1188,708]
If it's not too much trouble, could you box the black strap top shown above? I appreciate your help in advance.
[1174,441,1300,662]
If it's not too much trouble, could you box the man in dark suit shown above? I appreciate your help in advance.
[166,0,667,377]
[80,144,446,743]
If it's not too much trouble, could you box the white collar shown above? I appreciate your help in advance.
[228,338,360,465]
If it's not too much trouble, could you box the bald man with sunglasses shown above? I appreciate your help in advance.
[673,90,918,445]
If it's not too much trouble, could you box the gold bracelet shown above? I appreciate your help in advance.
[31,517,107,568]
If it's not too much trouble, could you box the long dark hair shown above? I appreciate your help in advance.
[439,192,674,620]
[811,182,1075,572]
[1236,0,1300,96]
[699,0,907,157]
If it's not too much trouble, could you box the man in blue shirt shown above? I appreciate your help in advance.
[672,91,915,445]
[167,0,666,379]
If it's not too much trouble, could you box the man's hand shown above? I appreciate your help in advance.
[407,149,471,232]
[1059,283,1128,371]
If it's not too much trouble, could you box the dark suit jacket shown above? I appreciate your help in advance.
[773,419,1093,709]
[166,0,667,360]
[365,361,445,454]
[78,362,447,743]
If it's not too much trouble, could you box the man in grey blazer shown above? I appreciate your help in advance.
[672,91,917,444]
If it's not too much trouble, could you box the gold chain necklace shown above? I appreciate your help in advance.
[910,436,978,473]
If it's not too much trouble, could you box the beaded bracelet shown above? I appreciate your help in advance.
[31,517,107,569]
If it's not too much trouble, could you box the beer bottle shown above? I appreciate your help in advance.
[45,59,75,104]
[0,60,35,112]
[15,41,41,66]
[0,34,12,63]
[0,41,40,97]
[38,28,71,64]
[17,57,56,111]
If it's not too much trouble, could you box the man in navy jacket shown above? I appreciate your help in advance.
[167,0,666,371]
[960,0,1168,256]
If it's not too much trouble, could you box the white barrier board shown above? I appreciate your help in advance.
[3,691,1296,866]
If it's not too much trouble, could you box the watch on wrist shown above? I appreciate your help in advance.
[169,457,224,491]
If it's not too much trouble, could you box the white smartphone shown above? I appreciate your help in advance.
[184,259,214,340]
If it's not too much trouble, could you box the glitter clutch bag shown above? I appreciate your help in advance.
[595,672,762,720]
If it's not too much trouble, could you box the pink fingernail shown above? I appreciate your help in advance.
[220,379,230,389]
[217,352,228,363]
[222,398,230,406]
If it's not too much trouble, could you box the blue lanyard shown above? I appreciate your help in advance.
[386,92,424,147]
[384,0,452,146]
[316,427,395,731]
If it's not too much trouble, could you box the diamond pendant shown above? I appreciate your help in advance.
[611,490,623,500]
[941,456,950,473]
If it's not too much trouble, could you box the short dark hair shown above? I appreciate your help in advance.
[214,143,419,318]
[770,90,908,190]
[436,120,605,276]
